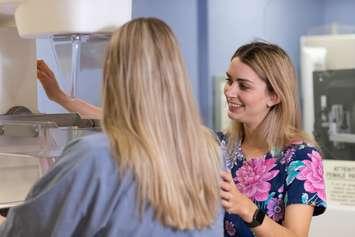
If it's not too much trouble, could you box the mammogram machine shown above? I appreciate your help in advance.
[301,34,355,161]
[0,0,131,211]
[313,68,355,161]
[301,34,355,237]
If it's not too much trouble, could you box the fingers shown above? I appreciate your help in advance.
[36,60,65,102]
[220,170,237,193]
[220,171,241,215]
[37,59,55,78]
[37,61,50,79]
[37,59,47,72]
[37,59,49,70]
[220,180,232,192]
[220,170,233,183]
[220,189,231,200]
[220,171,234,213]
[37,70,50,82]
[37,59,44,65]
[221,190,234,214]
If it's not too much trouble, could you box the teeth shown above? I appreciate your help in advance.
[229,102,243,108]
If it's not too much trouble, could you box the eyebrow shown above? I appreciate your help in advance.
[225,72,252,83]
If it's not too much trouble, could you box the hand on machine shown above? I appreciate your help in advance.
[36,60,102,119]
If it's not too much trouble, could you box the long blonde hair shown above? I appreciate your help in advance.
[227,41,316,151]
[102,17,220,230]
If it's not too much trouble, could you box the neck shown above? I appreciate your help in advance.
[242,123,267,150]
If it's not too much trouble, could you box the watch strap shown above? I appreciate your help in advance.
[244,208,266,228]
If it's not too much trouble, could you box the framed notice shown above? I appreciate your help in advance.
[324,159,355,209]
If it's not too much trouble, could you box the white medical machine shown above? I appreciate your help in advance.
[301,34,355,237]
[0,0,131,210]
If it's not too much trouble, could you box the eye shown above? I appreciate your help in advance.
[238,82,249,90]
[225,77,233,85]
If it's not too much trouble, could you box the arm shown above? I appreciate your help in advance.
[37,60,102,119]
[254,204,313,237]
[220,171,313,237]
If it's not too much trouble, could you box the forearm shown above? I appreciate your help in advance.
[252,204,313,237]
[55,93,102,120]
[253,216,306,237]
[60,97,102,120]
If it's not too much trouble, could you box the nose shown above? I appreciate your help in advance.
[224,81,239,98]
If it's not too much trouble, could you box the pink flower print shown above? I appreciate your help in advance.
[266,197,284,222]
[296,150,326,200]
[281,147,295,164]
[224,220,236,236]
[235,158,279,201]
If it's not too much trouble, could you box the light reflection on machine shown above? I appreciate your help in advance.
[0,0,132,210]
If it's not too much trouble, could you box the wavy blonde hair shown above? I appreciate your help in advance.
[102,17,220,230]
[226,41,316,151]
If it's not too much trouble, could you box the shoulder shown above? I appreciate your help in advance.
[58,132,112,167]
[286,142,322,163]
[62,132,110,156]
[57,132,117,181]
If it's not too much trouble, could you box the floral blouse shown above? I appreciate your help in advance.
[219,135,327,237]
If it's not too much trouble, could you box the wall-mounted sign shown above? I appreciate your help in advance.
[324,160,355,209]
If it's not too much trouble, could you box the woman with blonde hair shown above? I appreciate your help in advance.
[0,17,223,236]
[220,41,326,237]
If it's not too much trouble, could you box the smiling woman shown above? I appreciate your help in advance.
[219,41,327,237]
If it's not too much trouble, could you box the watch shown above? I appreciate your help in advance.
[244,208,266,228]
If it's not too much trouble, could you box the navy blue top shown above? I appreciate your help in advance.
[218,134,326,237]
[0,133,223,237]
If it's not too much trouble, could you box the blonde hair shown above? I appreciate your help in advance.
[226,41,316,151]
[102,17,220,230]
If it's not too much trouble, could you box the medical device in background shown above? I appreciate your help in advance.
[301,34,355,161]
[313,69,355,160]
[301,33,355,237]
[0,0,131,209]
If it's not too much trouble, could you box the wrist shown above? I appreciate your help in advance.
[241,203,258,223]
[55,92,71,104]
[243,207,266,228]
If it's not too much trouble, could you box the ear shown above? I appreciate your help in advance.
[267,92,280,107]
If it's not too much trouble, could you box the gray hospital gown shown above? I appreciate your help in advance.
[0,133,223,237]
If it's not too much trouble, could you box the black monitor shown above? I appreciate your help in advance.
[313,69,355,160]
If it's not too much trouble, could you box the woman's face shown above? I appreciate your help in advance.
[224,57,276,130]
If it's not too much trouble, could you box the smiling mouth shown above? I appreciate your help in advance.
[228,102,244,109]
[227,99,244,109]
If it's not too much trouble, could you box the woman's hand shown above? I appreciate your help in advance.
[37,59,102,119]
[220,171,258,223]
[37,59,69,103]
